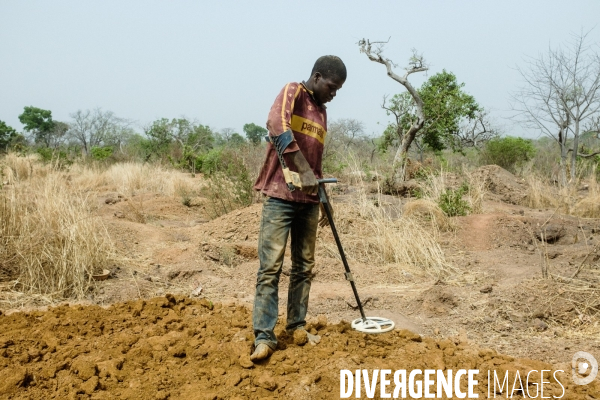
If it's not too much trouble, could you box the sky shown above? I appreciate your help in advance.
[1,1,600,139]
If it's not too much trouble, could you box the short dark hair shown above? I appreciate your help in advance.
[311,55,347,81]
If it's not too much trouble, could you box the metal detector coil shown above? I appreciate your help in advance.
[317,178,395,334]
[351,317,395,334]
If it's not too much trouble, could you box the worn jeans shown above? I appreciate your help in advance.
[252,197,319,350]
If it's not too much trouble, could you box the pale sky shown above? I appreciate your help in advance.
[1,1,599,139]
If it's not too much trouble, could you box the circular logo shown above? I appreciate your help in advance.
[572,351,598,385]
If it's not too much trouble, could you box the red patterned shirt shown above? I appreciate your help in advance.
[253,82,327,204]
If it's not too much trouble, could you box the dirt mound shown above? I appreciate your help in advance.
[473,165,527,204]
[419,287,458,316]
[0,296,596,399]
[200,204,262,243]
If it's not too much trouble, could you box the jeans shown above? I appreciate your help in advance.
[252,196,319,350]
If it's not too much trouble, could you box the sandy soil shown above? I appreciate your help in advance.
[1,297,597,399]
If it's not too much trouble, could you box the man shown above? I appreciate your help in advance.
[251,55,347,361]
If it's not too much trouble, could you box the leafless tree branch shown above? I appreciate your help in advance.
[359,38,428,180]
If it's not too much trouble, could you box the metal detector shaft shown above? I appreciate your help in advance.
[317,179,367,321]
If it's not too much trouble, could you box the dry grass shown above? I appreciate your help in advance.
[525,175,560,209]
[402,199,454,231]
[418,168,449,203]
[572,195,600,218]
[322,153,451,278]
[464,168,487,214]
[324,194,450,278]
[0,173,114,300]
[321,187,450,280]
[1,154,198,198]
[0,155,199,300]
[70,162,196,197]
[511,278,600,337]
[1,153,52,184]
[525,171,600,218]
[572,172,600,218]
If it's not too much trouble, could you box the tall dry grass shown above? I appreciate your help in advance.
[418,168,448,203]
[0,173,114,299]
[402,199,453,231]
[524,174,559,209]
[322,188,450,278]
[572,173,600,218]
[70,162,196,196]
[464,167,487,214]
[524,168,600,218]
[325,153,450,278]
[416,166,487,215]
[1,153,52,184]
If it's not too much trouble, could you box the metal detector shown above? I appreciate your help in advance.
[317,178,395,334]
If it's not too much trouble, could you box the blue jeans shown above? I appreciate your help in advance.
[252,196,320,350]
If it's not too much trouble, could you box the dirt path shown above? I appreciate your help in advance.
[457,214,497,251]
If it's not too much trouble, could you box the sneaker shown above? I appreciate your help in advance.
[250,343,273,362]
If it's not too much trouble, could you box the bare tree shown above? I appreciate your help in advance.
[584,114,600,140]
[69,109,129,155]
[359,38,428,179]
[454,110,500,149]
[48,121,70,149]
[219,128,236,142]
[512,31,600,185]
[323,118,366,161]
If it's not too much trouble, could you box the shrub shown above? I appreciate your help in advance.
[34,147,74,169]
[479,136,536,173]
[438,183,471,216]
[198,147,255,218]
[90,146,113,161]
[322,156,348,175]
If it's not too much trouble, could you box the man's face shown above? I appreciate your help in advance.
[311,73,345,106]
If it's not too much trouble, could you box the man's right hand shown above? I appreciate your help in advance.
[291,151,318,195]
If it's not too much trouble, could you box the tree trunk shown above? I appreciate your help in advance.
[559,143,568,187]
[392,125,420,181]
[570,119,580,182]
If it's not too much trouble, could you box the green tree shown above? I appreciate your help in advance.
[479,136,536,173]
[188,124,214,151]
[381,71,481,157]
[90,146,114,161]
[0,121,17,151]
[144,118,215,168]
[144,118,173,157]
[419,70,480,151]
[243,123,267,145]
[18,106,56,147]
[145,118,214,154]
[228,133,247,147]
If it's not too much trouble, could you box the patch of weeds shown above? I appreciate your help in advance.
[175,180,197,208]
[414,166,435,181]
[178,188,193,207]
[220,246,237,267]
[181,196,192,207]
[438,183,471,217]
[199,148,254,219]
[125,195,146,223]
[322,154,348,176]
